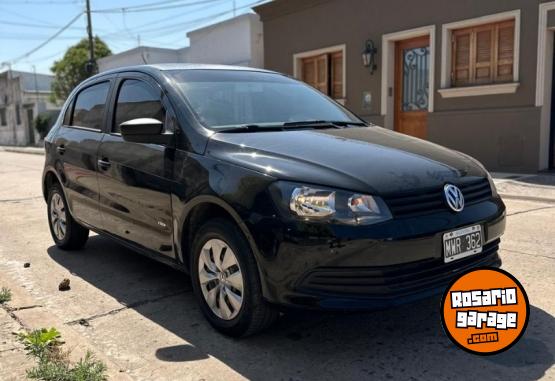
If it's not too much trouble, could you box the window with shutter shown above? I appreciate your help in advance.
[301,51,344,100]
[451,20,515,87]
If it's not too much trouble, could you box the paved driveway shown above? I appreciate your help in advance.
[0,151,553,380]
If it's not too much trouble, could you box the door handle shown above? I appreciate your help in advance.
[56,145,66,155]
[97,159,111,170]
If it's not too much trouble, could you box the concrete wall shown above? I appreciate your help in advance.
[0,72,57,146]
[256,0,553,172]
[186,13,264,67]
[98,47,181,72]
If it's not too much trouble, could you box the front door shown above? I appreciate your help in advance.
[394,36,430,139]
[97,74,175,256]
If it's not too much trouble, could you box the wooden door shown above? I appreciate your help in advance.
[394,36,430,139]
[302,54,328,93]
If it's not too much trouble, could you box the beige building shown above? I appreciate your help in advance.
[255,0,555,172]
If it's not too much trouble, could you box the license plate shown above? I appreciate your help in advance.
[443,225,483,263]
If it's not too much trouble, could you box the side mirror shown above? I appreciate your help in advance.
[119,118,172,145]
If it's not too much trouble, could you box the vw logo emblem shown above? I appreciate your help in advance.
[444,184,464,212]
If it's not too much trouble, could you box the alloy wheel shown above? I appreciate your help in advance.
[50,193,67,241]
[198,239,244,320]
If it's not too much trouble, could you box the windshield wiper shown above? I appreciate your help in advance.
[282,120,367,127]
[214,120,368,133]
[214,124,285,133]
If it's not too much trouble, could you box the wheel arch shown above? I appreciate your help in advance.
[42,169,63,201]
[177,196,262,272]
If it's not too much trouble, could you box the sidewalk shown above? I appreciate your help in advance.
[0,146,44,155]
[492,173,555,204]
[0,281,133,381]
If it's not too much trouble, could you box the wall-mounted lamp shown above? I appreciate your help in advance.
[362,39,378,75]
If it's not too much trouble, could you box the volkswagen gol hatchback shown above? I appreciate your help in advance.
[42,65,506,337]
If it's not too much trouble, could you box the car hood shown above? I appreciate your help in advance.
[206,127,486,195]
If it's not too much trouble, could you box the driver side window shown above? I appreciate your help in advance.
[113,79,166,133]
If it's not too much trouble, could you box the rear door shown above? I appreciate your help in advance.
[52,80,112,229]
[97,73,175,256]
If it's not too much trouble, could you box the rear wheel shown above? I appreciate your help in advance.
[47,184,89,250]
[190,218,278,337]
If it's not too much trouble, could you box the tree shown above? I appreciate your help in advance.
[50,36,111,102]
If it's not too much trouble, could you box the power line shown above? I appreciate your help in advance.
[114,0,227,31]
[92,0,223,14]
[101,0,226,38]
[0,18,107,32]
[7,12,84,64]
[100,0,264,38]
[0,5,60,26]
[0,0,80,4]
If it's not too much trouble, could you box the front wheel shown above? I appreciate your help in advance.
[47,184,89,250]
[190,219,278,337]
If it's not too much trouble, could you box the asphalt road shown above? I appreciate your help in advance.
[0,150,554,381]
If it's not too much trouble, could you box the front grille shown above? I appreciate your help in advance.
[298,239,500,298]
[383,178,492,218]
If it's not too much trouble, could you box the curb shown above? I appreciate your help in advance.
[0,147,44,155]
[498,193,555,204]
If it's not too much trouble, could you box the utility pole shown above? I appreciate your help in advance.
[85,0,96,75]
[2,62,17,144]
[31,64,39,145]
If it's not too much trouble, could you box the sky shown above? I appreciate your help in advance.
[0,0,267,75]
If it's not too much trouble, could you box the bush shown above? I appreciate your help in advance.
[17,328,63,361]
[34,114,52,140]
[26,351,107,381]
[17,328,107,381]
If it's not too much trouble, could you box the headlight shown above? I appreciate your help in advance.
[290,187,336,218]
[272,182,392,225]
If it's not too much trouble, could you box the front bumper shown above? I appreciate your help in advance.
[251,197,506,310]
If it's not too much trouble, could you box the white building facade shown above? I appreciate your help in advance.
[98,13,264,72]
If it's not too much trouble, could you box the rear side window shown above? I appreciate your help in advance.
[62,101,72,125]
[113,79,165,133]
[71,82,110,130]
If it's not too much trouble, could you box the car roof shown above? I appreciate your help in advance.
[91,63,278,80]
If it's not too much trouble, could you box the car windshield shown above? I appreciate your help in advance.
[166,69,360,130]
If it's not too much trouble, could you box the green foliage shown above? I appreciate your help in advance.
[0,287,12,304]
[34,114,52,139]
[67,352,107,381]
[17,328,107,381]
[26,351,107,381]
[17,328,63,361]
[50,36,112,102]
[26,360,71,381]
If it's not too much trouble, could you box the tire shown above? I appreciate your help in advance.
[47,183,89,250]
[190,218,278,337]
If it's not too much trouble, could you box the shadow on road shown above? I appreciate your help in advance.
[48,236,555,380]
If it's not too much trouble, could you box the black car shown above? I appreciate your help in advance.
[42,64,506,337]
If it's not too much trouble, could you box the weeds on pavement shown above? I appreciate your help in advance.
[0,287,11,304]
[16,328,107,381]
